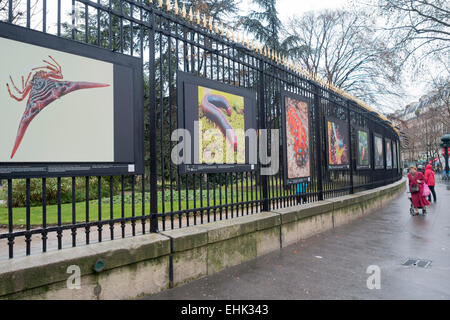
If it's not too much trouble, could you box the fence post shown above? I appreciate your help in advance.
[259,59,269,212]
[347,101,354,194]
[149,10,158,233]
[313,83,324,201]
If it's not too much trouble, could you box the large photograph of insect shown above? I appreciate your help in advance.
[177,72,257,174]
[325,116,350,170]
[385,138,393,169]
[281,91,311,185]
[374,134,384,169]
[0,23,143,178]
[356,128,371,170]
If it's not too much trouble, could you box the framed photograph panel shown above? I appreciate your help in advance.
[386,138,393,169]
[281,90,311,185]
[176,71,258,174]
[0,22,144,178]
[356,127,371,170]
[374,133,384,169]
[326,116,350,170]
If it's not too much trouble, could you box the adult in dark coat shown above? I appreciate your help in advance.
[408,166,430,215]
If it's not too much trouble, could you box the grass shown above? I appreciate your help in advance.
[0,187,262,227]
[0,177,351,227]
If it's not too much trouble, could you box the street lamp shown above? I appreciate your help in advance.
[440,133,450,181]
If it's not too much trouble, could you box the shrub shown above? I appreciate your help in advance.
[1,177,123,208]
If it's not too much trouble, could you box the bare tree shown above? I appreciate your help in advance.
[376,0,450,72]
[428,77,450,130]
[0,0,40,25]
[287,9,403,110]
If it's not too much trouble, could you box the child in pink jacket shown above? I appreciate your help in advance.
[424,164,436,202]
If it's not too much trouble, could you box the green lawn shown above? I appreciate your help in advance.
[0,189,262,227]
[0,178,352,227]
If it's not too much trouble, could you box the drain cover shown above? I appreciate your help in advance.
[402,258,432,268]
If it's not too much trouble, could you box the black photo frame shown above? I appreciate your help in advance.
[176,71,258,174]
[0,23,144,179]
[373,133,385,170]
[385,138,393,169]
[355,127,371,170]
[325,116,350,170]
[281,90,312,185]
[393,140,398,169]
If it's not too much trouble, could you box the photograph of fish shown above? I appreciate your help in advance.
[374,135,384,169]
[386,139,392,168]
[357,130,370,169]
[198,86,245,164]
[285,97,310,180]
[327,119,349,169]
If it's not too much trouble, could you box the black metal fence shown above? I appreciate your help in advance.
[0,0,402,260]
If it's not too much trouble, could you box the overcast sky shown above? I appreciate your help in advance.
[11,0,441,112]
[239,0,443,112]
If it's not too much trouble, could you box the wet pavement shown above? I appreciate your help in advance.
[145,181,450,300]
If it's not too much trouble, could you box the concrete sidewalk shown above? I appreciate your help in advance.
[145,181,450,300]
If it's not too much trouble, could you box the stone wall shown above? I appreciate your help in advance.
[0,178,406,300]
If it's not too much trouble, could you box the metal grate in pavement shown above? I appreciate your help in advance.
[402,258,432,268]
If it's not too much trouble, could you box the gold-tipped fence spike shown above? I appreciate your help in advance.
[166,0,171,11]
[174,0,179,15]
[214,20,221,35]
[181,3,186,18]
[158,0,163,8]
[196,10,201,25]
[214,20,219,34]
[188,7,193,21]
[209,17,213,31]
[202,14,207,28]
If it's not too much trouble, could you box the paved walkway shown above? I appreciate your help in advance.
[145,181,450,300]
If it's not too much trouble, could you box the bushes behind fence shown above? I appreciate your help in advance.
[0,177,125,208]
